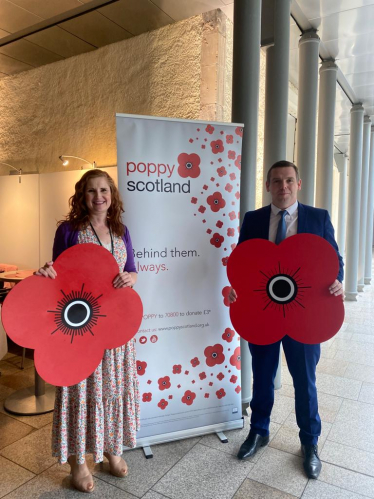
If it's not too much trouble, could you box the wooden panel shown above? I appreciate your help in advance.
[0,0,41,32]
[0,39,63,66]
[6,0,86,19]
[26,26,95,58]
[0,52,33,74]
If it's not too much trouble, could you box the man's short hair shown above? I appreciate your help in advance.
[266,160,300,183]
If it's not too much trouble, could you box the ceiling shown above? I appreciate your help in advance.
[1,0,374,155]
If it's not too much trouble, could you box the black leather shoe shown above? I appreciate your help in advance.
[301,444,322,479]
[237,430,269,460]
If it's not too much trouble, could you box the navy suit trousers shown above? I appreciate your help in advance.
[248,336,321,445]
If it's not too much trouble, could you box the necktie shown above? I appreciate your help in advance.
[275,210,288,244]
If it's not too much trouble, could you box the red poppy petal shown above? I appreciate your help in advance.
[227,234,344,345]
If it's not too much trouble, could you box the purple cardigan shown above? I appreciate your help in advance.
[52,222,137,273]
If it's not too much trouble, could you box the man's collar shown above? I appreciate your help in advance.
[271,200,298,216]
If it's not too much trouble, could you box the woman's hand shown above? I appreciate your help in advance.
[34,261,57,279]
[113,272,137,289]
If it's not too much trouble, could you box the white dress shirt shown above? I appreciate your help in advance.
[268,200,299,243]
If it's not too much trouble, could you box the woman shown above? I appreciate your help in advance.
[36,169,139,493]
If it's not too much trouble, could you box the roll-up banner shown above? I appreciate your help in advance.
[116,114,244,447]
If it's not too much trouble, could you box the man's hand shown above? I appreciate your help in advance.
[228,287,237,304]
[329,279,344,300]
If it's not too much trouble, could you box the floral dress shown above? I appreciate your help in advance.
[52,226,140,464]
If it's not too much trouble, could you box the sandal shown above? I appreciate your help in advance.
[68,456,95,493]
[104,452,128,478]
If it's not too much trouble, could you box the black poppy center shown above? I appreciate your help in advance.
[212,352,217,358]
[186,162,193,169]
[63,300,92,329]
[266,274,298,305]
[214,199,219,204]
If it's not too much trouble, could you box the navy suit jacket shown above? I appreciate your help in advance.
[238,202,344,283]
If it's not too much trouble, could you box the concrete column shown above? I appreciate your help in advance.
[334,153,348,256]
[365,126,374,284]
[345,104,364,301]
[358,117,372,291]
[296,30,320,206]
[262,0,291,203]
[315,61,338,213]
[232,0,263,406]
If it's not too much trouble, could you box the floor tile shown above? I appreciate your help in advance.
[233,478,298,498]
[0,423,56,473]
[316,392,344,424]
[270,393,295,425]
[0,360,20,376]
[5,355,34,370]
[93,437,201,498]
[316,372,362,400]
[153,443,253,499]
[344,324,374,336]
[344,363,374,383]
[334,349,374,367]
[327,399,374,453]
[143,492,169,499]
[2,462,138,498]
[332,339,374,354]
[248,447,308,497]
[0,384,14,402]
[316,358,348,377]
[0,399,53,429]
[351,333,374,344]
[0,367,35,390]
[302,479,370,498]
[319,461,374,498]
[0,455,35,498]
[358,382,374,404]
[0,412,34,449]
[320,440,374,476]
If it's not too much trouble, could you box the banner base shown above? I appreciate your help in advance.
[124,418,244,452]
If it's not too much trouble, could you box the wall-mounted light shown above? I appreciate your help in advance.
[59,155,96,169]
[0,162,22,183]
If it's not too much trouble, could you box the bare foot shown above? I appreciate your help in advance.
[104,452,128,478]
[68,456,94,493]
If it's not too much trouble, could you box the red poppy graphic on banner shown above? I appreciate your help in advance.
[158,399,169,410]
[173,364,182,374]
[1,244,143,387]
[235,155,241,170]
[235,126,243,137]
[204,344,225,367]
[226,135,234,144]
[211,139,224,154]
[222,327,235,343]
[199,371,207,380]
[177,153,201,178]
[217,166,227,177]
[230,347,241,370]
[142,392,152,402]
[182,390,196,406]
[206,124,215,134]
[207,192,226,212]
[216,388,226,399]
[222,286,231,306]
[210,233,224,248]
[158,376,171,391]
[136,360,147,376]
[190,357,200,367]
[227,234,345,345]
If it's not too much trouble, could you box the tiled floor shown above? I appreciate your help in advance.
[1,264,373,498]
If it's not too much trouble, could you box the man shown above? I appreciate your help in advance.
[229,160,344,479]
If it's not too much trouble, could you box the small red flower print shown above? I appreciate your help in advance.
[235,155,241,170]
[198,205,206,214]
[207,192,226,212]
[207,229,212,234]
[228,150,236,160]
[189,138,193,143]
[230,347,241,370]
[216,220,223,228]
[185,370,189,375]
[202,145,206,149]
[222,327,235,343]
[147,380,152,384]
[216,388,226,399]
[181,390,196,406]
[2,244,143,387]
[142,392,152,402]
[209,382,213,386]
[191,197,197,204]
[235,386,241,394]
[226,135,233,144]
[158,399,168,410]
[235,191,240,200]
[206,124,215,134]
[229,211,236,221]
[203,184,208,190]
[210,233,224,248]
[173,364,182,374]
[199,372,206,380]
[205,393,210,398]
[177,384,181,388]
[230,173,236,181]
[177,153,201,178]
[204,344,225,367]
[168,395,173,399]
[211,139,224,154]
[217,166,227,177]
[231,243,237,250]
[235,126,243,137]
[227,235,345,345]
[222,286,231,307]
[225,183,233,193]
[190,357,200,368]
[211,177,215,181]
[158,376,171,391]
[227,228,235,237]
[217,372,224,381]
[218,158,222,163]
[222,257,229,266]
[230,375,238,383]
[136,360,147,376]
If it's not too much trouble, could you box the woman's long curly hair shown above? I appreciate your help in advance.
[59,169,125,236]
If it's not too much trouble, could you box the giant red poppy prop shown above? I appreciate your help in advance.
[1,244,143,386]
[227,234,344,345]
